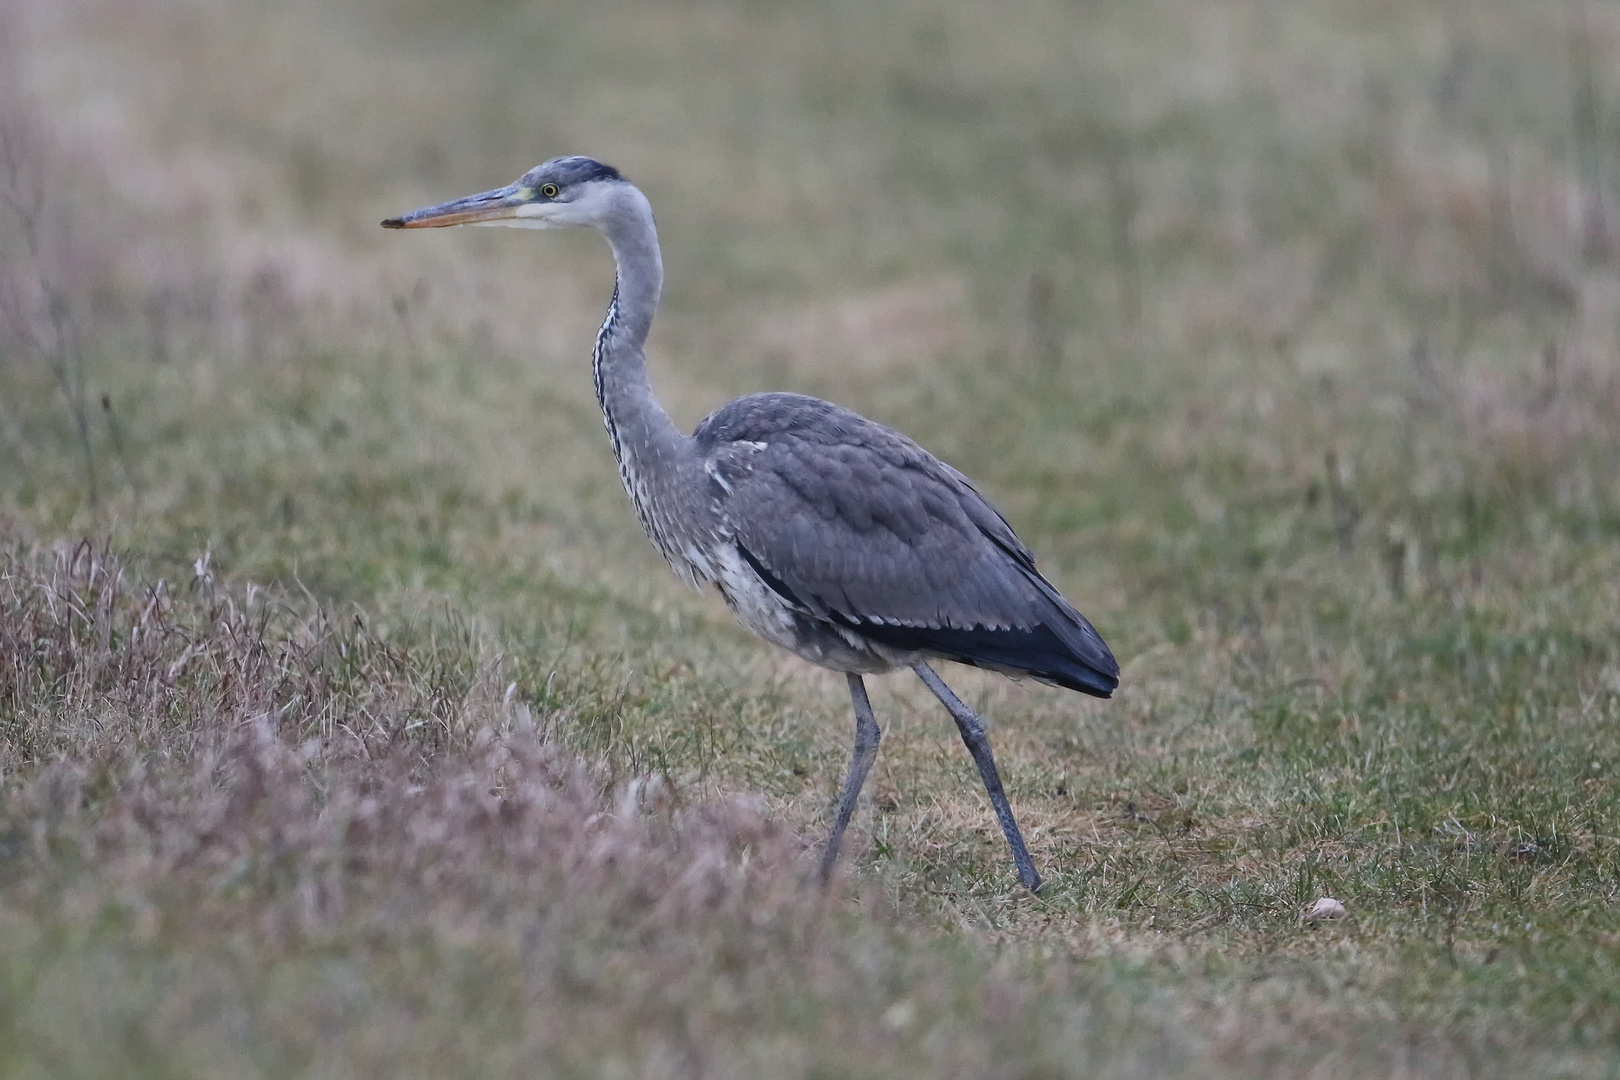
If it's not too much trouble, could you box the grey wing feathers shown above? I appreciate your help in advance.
[695,394,1119,696]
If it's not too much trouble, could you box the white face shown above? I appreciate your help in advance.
[495,181,620,229]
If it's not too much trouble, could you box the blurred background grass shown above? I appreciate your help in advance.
[4,0,1620,1076]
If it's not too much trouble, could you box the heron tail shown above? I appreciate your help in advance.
[850,608,1119,698]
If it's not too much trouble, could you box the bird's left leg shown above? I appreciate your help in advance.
[912,661,1041,892]
[819,673,883,883]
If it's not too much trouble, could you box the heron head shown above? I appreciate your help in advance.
[382,156,628,231]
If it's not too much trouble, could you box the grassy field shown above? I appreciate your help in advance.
[4,0,1620,1075]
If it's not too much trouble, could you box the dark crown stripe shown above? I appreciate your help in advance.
[550,156,623,185]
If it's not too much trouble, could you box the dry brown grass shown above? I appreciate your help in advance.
[0,542,842,1074]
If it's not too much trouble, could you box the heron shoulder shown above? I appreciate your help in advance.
[694,393,921,459]
[692,392,1032,550]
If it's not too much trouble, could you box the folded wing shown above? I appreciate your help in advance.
[696,394,1118,697]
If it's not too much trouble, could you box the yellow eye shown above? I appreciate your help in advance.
[540,183,560,198]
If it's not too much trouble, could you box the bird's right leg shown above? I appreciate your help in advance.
[819,673,883,883]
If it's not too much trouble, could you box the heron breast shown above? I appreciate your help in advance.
[711,544,904,674]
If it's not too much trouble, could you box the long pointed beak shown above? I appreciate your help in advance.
[381,183,532,229]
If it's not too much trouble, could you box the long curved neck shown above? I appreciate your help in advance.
[591,186,702,571]
[594,186,683,453]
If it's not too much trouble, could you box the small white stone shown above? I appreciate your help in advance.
[1303,896,1347,922]
[880,999,916,1032]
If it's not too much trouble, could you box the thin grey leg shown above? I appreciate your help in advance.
[820,673,883,883]
[913,661,1042,892]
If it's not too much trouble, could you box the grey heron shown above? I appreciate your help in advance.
[383,156,1118,891]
